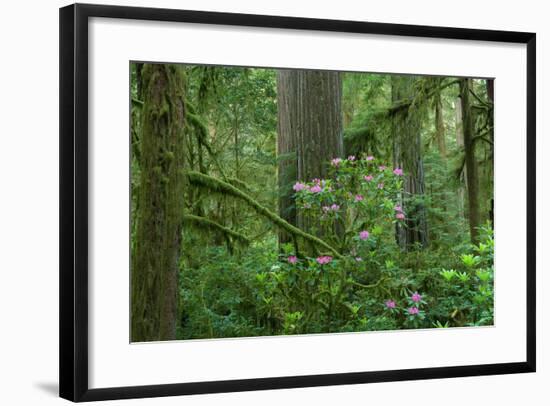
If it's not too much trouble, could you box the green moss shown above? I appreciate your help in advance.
[187,171,342,258]
[183,214,250,245]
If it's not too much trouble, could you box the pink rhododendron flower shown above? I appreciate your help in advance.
[287,255,297,264]
[408,307,419,315]
[359,230,370,240]
[316,256,333,265]
[411,292,422,303]
[331,158,342,167]
[312,178,322,185]
[377,183,384,189]
[330,204,340,211]
[355,194,364,202]
[310,185,322,193]
[348,155,356,161]
[364,175,373,182]
[293,182,307,192]
[395,212,405,220]
[379,165,387,171]
[394,205,403,212]
[393,167,404,176]
[385,300,396,309]
[366,155,374,161]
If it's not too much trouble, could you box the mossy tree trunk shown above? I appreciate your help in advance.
[276,69,344,244]
[131,64,187,342]
[460,78,481,244]
[392,76,429,249]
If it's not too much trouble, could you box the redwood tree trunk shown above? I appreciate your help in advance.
[276,69,344,241]
[392,75,429,249]
[460,78,481,244]
[131,64,187,342]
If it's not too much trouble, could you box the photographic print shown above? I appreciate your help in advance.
[129,63,494,343]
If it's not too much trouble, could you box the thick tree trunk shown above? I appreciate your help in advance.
[276,69,344,242]
[392,76,429,249]
[131,64,187,342]
[460,78,481,244]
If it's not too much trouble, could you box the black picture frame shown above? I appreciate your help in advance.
[59,3,536,402]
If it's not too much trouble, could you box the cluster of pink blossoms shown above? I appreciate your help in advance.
[293,182,307,192]
[310,184,322,193]
[287,255,298,264]
[394,205,405,220]
[359,230,370,240]
[322,204,340,213]
[385,300,396,309]
[393,167,404,176]
[330,158,342,167]
[385,292,423,314]
[316,256,333,265]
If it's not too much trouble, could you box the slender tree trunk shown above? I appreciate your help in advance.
[392,76,428,249]
[276,70,344,244]
[276,70,298,245]
[455,96,466,219]
[131,64,187,342]
[486,79,495,228]
[460,78,481,243]
[434,85,447,159]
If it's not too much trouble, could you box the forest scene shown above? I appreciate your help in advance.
[130,63,494,342]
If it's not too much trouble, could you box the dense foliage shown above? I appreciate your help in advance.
[130,63,494,341]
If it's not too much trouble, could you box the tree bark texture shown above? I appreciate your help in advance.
[460,78,481,244]
[276,69,344,241]
[131,64,187,342]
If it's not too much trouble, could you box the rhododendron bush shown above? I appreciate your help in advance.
[293,155,405,254]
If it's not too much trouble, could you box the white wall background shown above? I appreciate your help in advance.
[0,0,546,404]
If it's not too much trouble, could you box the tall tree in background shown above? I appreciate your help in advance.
[277,70,298,244]
[433,79,447,159]
[131,64,187,342]
[277,70,344,239]
[460,78,481,243]
[455,95,466,219]
[392,76,429,249]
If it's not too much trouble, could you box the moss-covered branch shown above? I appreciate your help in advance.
[183,214,250,245]
[186,111,236,183]
[187,171,343,258]
[388,79,460,116]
